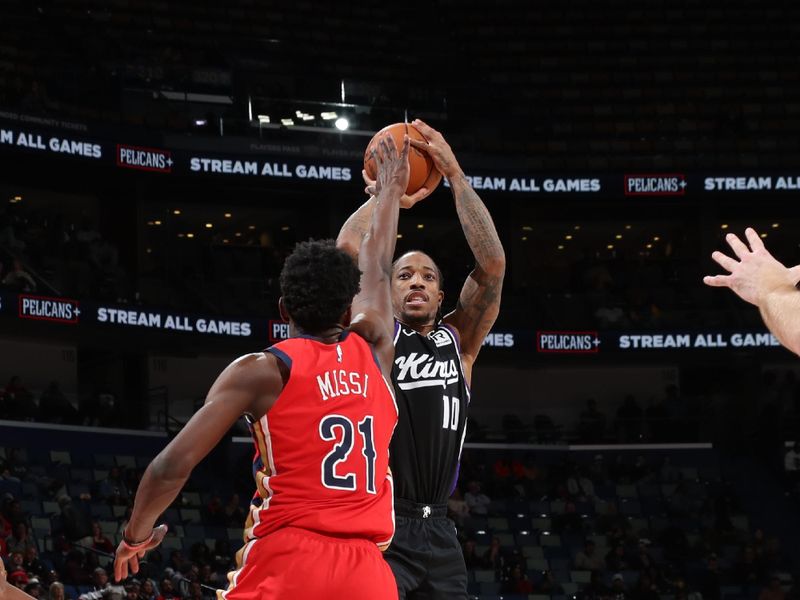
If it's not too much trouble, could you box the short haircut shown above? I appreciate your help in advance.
[391,250,444,288]
[280,239,361,332]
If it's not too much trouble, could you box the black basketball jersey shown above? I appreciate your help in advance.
[389,320,470,505]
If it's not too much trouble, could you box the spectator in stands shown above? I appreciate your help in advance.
[759,575,786,600]
[222,495,245,527]
[578,398,606,442]
[97,468,129,503]
[567,466,596,501]
[605,543,633,572]
[49,581,67,600]
[461,539,481,570]
[447,486,470,527]
[538,570,564,595]
[2,258,36,293]
[57,495,93,546]
[784,442,800,490]
[696,553,722,600]
[611,573,628,599]
[25,578,43,598]
[631,539,656,571]
[204,496,225,527]
[575,539,605,571]
[186,582,202,600]
[156,577,179,600]
[2,377,34,421]
[579,570,608,600]
[632,572,660,600]
[90,523,113,555]
[78,568,126,600]
[6,523,36,555]
[502,564,533,594]
[465,480,491,516]
[483,537,505,571]
[139,579,157,600]
[23,546,48,579]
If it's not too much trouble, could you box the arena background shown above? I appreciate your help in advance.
[1,1,800,599]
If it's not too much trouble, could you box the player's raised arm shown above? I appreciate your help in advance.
[704,227,800,355]
[409,119,506,378]
[113,353,282,581]
[348,134,409,375]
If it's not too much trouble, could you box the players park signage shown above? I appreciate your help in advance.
[4,111,800,198]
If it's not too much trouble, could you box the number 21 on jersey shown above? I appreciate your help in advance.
[319,414,377,494]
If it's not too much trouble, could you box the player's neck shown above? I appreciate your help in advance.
[396,317,436,336]
[290,323,345,344]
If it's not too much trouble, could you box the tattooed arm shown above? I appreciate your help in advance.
[409,120,506,382]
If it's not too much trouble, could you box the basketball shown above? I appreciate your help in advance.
[364,122,443,196]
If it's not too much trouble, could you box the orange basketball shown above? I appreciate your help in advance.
[364,123,442,196]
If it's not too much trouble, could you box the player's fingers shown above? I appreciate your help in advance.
[725,233,750,259]
[412,119,438,138]
[744,227,766,252]
[408,137,429,151]
[378,135,394,162]
[400,134,410,159]
[703,274,733,287]
[361,169,376,187]
[405,186,429,204]
[711,251,738,273]
[130,553,140,575]
[114,557,125,583]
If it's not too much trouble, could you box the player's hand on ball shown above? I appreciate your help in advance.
[114,524,168,582]
[371,132,411,199]
[409,119,460,181]
[362,169,430,208]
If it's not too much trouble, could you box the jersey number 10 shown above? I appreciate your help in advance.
[319,414,377,494]
[442,395,460,431]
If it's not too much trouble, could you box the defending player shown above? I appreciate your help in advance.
[113,133,410,599]
[337,119,506,599]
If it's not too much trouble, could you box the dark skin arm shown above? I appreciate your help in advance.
[348,133,409,376]
[113,352,284,581]
[409,119,506,383]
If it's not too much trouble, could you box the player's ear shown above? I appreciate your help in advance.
[341,306,353,327]
[278,298,289,322]
[437,290,444,307]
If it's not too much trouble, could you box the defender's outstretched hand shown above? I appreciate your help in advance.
[113,524,168,582]
[703,227,800,306]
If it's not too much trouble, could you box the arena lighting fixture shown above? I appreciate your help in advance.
[234,232,242,237]
[522,225,533,231]
[177,233,185,238]
[257,115,270,124]
[646,244,653,249]
[573,225,581,230]
[223,239,230,244]
[224,213,232,218]
[540,514,548,518]
[248,225,256,230]
[557,245,564,250]
[205,223,213,229]
[147,221,154,226]
[522,236,528,241]
[519,531,530,535]
[146,248,152,254]
[625,224,632,230]
[517,513,525,518]
[173,209,181,215]
[607,244,614,250]
[761,233,768,238]
[193,119,207,127]
[564,234,572,240]
[301,114,314,121]
[615,234,622,239]
[475,530,486,535]
[772,223,780,228]
[541,531,551,536]
[396,234,403,239]
[653,236,660,241]
[417,224,424,229]
[9,195,22,203]
[720,224,729,229]
[281,226,290,231]
[335,117,349,131]
[281,118,294,126]
[321,112,338,120]
[186,233,195,238]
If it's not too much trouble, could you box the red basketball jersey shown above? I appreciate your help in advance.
[243,331,397,549]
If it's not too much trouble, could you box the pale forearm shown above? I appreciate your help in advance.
[124,456,189,541]
[759,285,800,355]
[337,197,376,260]
[449,173,505,272]
[360,189,400,278]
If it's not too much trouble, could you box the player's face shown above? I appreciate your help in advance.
[392,252,443,326]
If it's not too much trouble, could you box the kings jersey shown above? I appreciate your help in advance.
[389,321,470,504]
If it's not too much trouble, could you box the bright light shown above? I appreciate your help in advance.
[565,235,573,240]
[257,115,270,124]
[522,236,528,241]
[335,117,349,131]
[574,225,581,230]
[321,112,338,120]
[235,232,242,237]
[720,224,728,229]
[417,224,425,229]
[146,248,152,254]
[301,114,314,121]
[615,234,622,239]
[653,236,660,241]
[223,239,229,244]
[205,223,213,229]
[177,233,185,238]
[173,209,181,215]
[772,223,780,229]
[281,226,290,231]
[224,213,232,218]
[193,119,207,127]
[396,234,403,239]
[607,244,614,250]
[186,233,195,239]
[761,233,768,238]
[625,224,632,230]
[557,244,564,250]
[154,220,162,226]
[281,118,294,126]
[646,244,653,249]
[522,226,533,231]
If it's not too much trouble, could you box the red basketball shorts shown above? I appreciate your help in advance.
[220,527,398,600]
